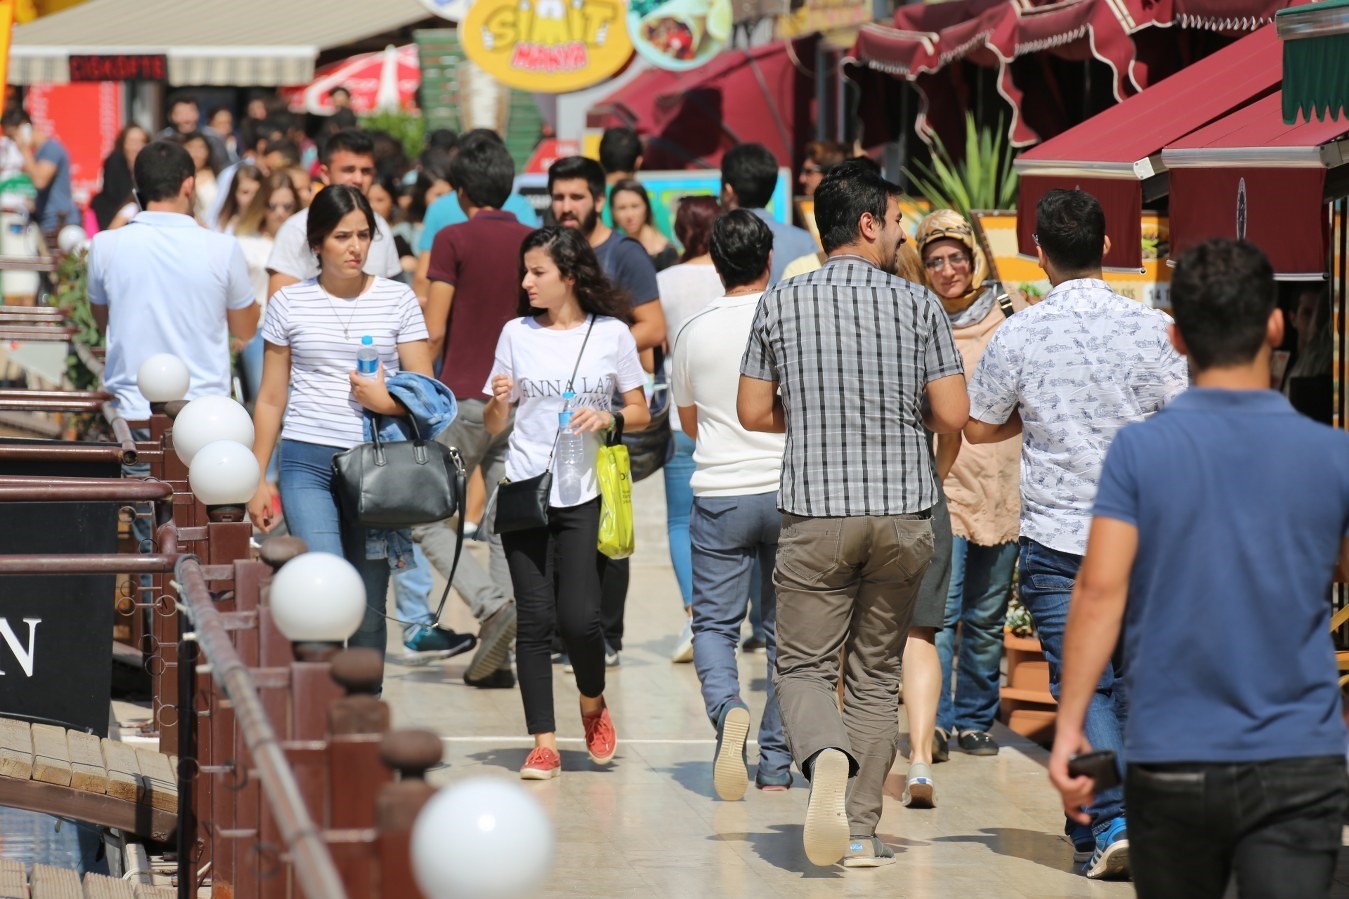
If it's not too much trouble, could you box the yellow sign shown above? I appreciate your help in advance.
[972,211,1173,311]
[462,0,634,93]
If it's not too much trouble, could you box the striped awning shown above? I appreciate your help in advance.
[9,0,433,85]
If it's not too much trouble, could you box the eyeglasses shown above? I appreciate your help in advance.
[801,164,823,175]
[923,253,971,271]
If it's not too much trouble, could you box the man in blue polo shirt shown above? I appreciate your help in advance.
[89,140,257,419]
[1050,238,1349,899]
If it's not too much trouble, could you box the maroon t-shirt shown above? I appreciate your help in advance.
[426,209,533,399]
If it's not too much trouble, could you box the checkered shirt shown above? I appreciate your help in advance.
[740,257,963,517]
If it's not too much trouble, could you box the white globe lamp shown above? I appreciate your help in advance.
[172,395,255,466]
[57,224,89,254]
[411,778,554,899]
[268,552,366,648]
[136,354,190,406]
[187,439,260,522]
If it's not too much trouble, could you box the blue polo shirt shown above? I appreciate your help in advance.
[751,207,819,285]
[88,212,255,419]
[1093,388,1349,764]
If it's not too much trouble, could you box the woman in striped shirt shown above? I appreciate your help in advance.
[247,184,435,682]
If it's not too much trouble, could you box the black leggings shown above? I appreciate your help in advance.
[502,498,605,734]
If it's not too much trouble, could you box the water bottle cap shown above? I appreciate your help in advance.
[562,389,575,400]
[361,335,373,345]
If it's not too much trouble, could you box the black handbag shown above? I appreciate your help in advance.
[623,347,674,482]
[332,414,468,622]
[332,415,466,530]
[493,317,595,535]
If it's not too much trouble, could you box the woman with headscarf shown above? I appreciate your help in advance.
[915,209,1027,768]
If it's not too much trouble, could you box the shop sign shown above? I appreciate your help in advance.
[628,0,736,71]
[461,0,632,93]
[777,0,871,38]
[68,53,166,81]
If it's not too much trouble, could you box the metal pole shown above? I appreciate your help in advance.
[177,613,197,899]
[174,557,348,899]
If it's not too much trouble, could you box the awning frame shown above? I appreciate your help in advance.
[1162,138,1349,170]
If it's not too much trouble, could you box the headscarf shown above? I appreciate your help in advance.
[914,209,991,315]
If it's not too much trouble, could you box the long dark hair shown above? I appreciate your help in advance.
[610,178,654,230]
[517,226,632,323]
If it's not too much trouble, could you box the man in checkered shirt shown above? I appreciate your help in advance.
[738,160,968,869]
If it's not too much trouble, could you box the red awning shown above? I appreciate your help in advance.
[849,0,1144,147]
[1012,24,1284,269]
[1161,90,1349,277]
[587,38,815,169]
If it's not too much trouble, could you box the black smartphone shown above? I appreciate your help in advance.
[1068,750,1121,790]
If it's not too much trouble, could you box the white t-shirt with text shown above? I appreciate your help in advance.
[260,276,428,449]
[671,292,785,497]
[487,315,645,508]
[266,206,401,282]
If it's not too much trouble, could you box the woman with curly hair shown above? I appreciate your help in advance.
[485,226,650,780]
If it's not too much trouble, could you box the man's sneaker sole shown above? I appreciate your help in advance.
[1084,838,1129,879]
[713,705,750,801]
[803,749,850,866]
[466,603,517,681]
[400,648,457,666]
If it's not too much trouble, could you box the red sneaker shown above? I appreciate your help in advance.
[582,701,617,765]
[520,746,561,780]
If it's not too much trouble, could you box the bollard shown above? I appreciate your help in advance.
[375,730,441,899]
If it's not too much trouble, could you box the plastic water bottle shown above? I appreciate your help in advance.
[556,390,585,506]
[356,335,379,378]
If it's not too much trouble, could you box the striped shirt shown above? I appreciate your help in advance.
[260,277,429,449]
[740,257,963,517]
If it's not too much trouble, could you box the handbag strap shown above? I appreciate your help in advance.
[428,450,467,622]
[543,315,597,472]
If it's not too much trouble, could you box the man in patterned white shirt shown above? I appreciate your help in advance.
[965,189,1188,881]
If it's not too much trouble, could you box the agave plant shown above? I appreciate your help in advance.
[903,113,1019,220]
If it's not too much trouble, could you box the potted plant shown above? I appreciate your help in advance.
[999,592,1056,746]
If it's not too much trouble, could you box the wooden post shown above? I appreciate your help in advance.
[375,731,442,899]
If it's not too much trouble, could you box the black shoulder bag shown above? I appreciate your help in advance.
[494,316,596,534]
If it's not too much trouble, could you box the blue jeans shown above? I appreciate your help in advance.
[662,431,695,607]
[279,439,390,670]
[689,493,790,779]
[1019,537,1126,833]
[239,331,264,403]
[936,536,1018,733]
[393,544,435,641]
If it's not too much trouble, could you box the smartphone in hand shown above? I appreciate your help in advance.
[1068,750,1121,791]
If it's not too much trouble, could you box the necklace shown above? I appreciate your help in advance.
[324,292,360,339]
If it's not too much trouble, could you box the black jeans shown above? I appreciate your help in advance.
[599,555,628,650]
[1127,756,1348,899]
[503,498,605,734]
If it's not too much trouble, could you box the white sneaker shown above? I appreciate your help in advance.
[671,618,694,663]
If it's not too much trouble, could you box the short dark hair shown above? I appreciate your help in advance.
[263,138,301,168]
[721,144,779,209]
[813,159,901,253]
[1035,189,1106,272]
[426,128,459,152]
[548,156,606,201]
[710,209,773,290]
[1,108,31,129]
[306,184,377,256]
[320,129,375,166]
[518,226,632,321]
[450,135,515,209]
[134,140,195,204]
[460,128,505,146]
[419,146,455,184]
[599,127,642,174]
[328,86,351,99]
[206,105,231,122]
[1170,239,1275,370]
[167,93,198,112]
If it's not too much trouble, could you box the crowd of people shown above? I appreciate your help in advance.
[71,94,1349,894]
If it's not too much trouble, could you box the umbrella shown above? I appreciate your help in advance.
[282,44,420,116]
